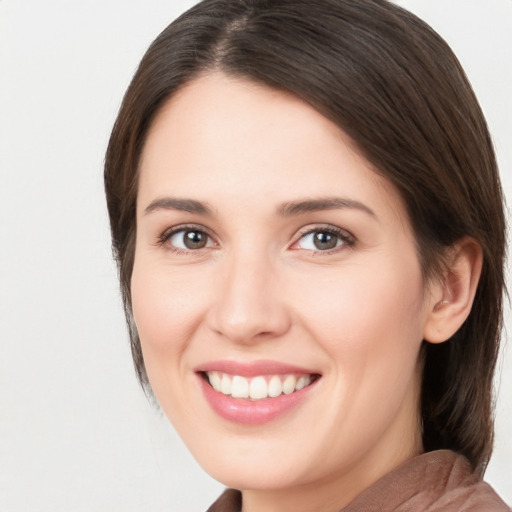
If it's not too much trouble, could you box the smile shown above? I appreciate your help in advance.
[195,361,321,424]
[205,371,315,400]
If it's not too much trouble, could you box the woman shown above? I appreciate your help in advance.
[104,0,509,510]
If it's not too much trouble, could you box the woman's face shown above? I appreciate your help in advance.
[132,73,436,500]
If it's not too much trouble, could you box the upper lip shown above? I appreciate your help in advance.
[195,359,320,377]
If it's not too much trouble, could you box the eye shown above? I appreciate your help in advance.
[162,227,216,251]
[293,227,354,252]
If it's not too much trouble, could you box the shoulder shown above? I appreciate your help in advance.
[442,480,510,512]
[207,488,242,512]
[422,451,509,511]
[342,450,510,512]
[206,451,510,512]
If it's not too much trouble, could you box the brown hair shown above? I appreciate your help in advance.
[104,0,506,471]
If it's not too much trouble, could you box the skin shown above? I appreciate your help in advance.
[131,73,479,512]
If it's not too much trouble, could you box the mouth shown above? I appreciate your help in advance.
[195,361,321,424]
[200,371,319,401]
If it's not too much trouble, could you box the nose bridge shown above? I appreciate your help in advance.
[209,243,290,343]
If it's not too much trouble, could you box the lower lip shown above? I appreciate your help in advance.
[197,375,318,425]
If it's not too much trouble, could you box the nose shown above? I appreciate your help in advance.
[207,249,292,344]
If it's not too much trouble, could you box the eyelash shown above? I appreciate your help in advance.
[157,224,355,255]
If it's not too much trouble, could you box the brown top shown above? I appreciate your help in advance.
[207,450,510,512]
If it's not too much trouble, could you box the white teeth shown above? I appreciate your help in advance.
[206,372,314,400]
[249,376,268,400]
[296,376,309,390]
[220,373,231,395]
[209,371,221,392]
[268,375,282,397]
[231,376,249,398]
[282,375,296,395]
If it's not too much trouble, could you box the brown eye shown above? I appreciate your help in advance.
[293,227,354,253]
[168,229,212,250]
[312,232,338,250]
[183,230,207,249]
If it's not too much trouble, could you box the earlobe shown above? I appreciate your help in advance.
[423,237,483,344]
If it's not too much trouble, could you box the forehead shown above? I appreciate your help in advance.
[137,72,406,225]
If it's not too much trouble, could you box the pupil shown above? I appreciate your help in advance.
[184,231,206,249]
[314,232,337,250]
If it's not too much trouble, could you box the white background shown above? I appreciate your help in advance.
[0,1,510,510]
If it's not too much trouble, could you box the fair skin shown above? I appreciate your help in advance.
[131,73,481,512]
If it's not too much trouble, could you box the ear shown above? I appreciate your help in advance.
[423,237,483,344]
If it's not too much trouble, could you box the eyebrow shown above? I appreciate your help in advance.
[143,196,376,219]
[276,197,376,218]
[144,197,213,216]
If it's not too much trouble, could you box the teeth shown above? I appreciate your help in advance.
[231,375,249,398]
[220,373,231,395]
[268,375,282,397]
[206,372,313,400]
[249,376,268,400]
[282,375,296,395]
[209,371,221,392]
[296,376,309,390]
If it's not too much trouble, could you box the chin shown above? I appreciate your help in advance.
[200,456,312,491]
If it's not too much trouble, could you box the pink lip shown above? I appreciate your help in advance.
[195,359,318,377]
[195,360,320,425]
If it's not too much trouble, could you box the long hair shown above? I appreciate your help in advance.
[104,0,506,471]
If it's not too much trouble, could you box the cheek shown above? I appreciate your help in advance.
[293,256,426,380]
[130,261,206,391]
[132,262,201,344]
[130,262,214,427]
[291,259,426,450]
